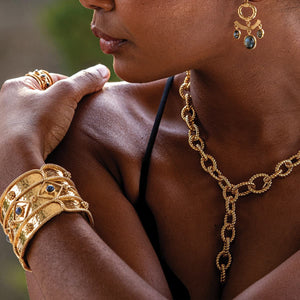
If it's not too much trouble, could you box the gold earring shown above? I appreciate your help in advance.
[233,0,264,50]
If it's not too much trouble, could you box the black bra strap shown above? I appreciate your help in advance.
[135,76,190,299]
[138,76,174,201]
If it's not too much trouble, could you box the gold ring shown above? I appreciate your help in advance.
[25,69,54,90]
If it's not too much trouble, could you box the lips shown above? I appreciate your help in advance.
[91,25,127,54]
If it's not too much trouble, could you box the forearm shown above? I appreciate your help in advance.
[26,213,168,299]
[0,137,44,192]
[0,141,167,299]
[234,250,300,300]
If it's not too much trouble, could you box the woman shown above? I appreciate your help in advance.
[0,0,299,299]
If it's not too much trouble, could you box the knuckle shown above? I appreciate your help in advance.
[56,79,76,95]
[1,78,18,91]
[53,79,82,104]
[81,70,98,84]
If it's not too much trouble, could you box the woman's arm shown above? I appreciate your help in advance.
[26,213,169,299]
[24,159,171,299]
[0,67,171,299]
[25,117,172,299]
[234,250,300,300]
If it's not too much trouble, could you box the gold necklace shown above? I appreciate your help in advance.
[179,70,300,283]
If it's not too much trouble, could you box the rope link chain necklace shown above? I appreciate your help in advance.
[179,70,300,283]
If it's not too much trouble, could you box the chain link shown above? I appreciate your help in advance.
[179,70,300,284]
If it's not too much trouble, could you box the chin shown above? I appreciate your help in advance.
[113,62,156,83]
[112,58,179,83]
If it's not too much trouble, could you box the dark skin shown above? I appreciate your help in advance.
[26,77,300,299]
[0,0,299,299]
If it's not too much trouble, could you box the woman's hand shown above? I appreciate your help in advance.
[0,65,110,159]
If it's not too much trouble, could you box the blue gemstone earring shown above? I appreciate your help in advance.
[233,0,264,50]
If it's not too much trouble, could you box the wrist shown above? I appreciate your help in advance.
[0,135,44,193]
[0,164,93,271]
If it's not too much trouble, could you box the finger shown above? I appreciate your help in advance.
[49,73,68,83]
[46,64,110,103]
[22,72,68,91]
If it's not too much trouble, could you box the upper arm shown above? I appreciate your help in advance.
[234,250,300,300]
[26,95,171,298]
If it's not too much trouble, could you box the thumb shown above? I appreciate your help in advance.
[46,64,110,103]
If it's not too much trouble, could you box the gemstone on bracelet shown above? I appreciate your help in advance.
[25,223,34,234]
[64,171,72,178]
[7,191,16,200]
[46,185,55,193]
[81,201,89,209]
[10,221,17,229]
[15,206,23,215]
[62,183,68,191]
[31,196,37,202]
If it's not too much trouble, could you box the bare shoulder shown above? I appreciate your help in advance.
[37,80,175,300]
[50,78,169,202]
[73,79,168,152]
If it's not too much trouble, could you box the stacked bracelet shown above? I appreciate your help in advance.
[0,164,94,271]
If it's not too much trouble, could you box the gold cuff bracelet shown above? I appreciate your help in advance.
[0,164,94,271]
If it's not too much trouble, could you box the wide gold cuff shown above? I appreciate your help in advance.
[0,164,94,271]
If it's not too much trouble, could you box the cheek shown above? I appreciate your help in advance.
[111,2,228,82]
[111,35,181,82]
[111,26,211,83]
[111,19,181,81]
[112,44,188,83]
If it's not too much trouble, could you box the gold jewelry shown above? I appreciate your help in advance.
[0,164,94,271]
[26,69,54,90]
[179,71,300,283]
[233,0,264,50]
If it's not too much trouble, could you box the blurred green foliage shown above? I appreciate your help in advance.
[0,230,29,300]
[41,0,119,81]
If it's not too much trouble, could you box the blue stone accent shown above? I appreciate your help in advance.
[46,185,55,193]
[257,29,264,39]
[6,235,10,243]
[244,35,256,49]
[233,30,240,39]
[15,206,23,215]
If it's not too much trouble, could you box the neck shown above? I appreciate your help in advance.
[190,16,300,155]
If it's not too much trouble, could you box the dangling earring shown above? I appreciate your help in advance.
[233,0,264,50]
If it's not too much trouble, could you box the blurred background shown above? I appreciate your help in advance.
[0,0,118,299]
[0,0,118,85]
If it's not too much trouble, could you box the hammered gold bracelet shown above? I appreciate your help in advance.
[0,164,94,271]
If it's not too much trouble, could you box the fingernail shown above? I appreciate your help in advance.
[97,65,110,79]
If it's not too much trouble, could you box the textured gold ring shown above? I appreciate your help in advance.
[238,2,257,22]
[25,69,54,90]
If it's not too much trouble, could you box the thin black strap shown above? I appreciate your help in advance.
[135,76,190,299]
[138,76,174,201]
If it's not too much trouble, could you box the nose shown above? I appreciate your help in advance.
[79,0,114,11]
